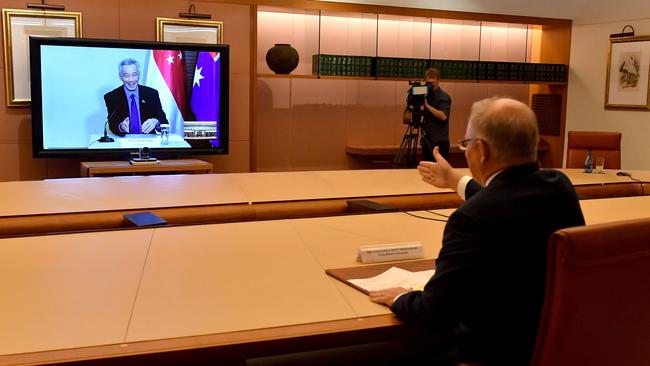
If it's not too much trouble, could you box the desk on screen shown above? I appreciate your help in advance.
[87,133,190,149]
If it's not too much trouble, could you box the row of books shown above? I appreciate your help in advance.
[312,54,375,77]
[312,54,567,83]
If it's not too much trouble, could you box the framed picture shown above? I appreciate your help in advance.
[605,36,650,109]
[156,17,223,44]
[2,9,82,107]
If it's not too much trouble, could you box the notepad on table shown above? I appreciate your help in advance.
[349,267,435,292]
[325,259,436,294]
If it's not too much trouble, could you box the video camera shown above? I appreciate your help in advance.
[405,81,433,125]
[407,81,430,110]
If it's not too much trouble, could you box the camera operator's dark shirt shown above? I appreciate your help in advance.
[423,86,452,143]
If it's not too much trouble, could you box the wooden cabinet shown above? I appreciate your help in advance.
[80,159,213,177]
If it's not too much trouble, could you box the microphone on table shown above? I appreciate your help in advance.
[97,110,117,143]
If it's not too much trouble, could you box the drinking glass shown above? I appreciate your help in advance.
[594,156,605,174]
[160,124,170,145]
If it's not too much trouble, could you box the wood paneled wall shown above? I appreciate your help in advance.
[0,0,252,181]
[0,0,570,181]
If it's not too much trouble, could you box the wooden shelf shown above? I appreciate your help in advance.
[80,159,213,177]
[257,73,317,79]
[346,139,549,158]
[257,73,567,85]
[345,144,461,158]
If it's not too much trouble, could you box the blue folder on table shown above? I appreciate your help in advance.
[124,212,167,227]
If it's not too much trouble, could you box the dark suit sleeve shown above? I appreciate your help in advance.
[141,87,168,130]
[465,179,482,200]
[104,91,126,137]
[391,210,482,331]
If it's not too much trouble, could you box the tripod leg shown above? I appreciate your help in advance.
[393,125,410,168]
[394,124,422,168]
[402,125,419,168]
[393,125,415,168]
[409,126,420,166]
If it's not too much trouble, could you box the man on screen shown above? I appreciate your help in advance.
[104,58,168,136]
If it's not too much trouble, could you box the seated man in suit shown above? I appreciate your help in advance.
[104,58,168,136]
[370,97,585,365]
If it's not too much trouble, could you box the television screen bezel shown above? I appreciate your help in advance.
[29,36,229,158]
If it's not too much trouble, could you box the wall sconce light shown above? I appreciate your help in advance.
[27,0,65,11]
[610,24,635,38]
[179,4,211,20]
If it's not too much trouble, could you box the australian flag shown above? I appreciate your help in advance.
[191,51,221,147]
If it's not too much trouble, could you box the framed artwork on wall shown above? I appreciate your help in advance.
[156,18,223,44]
[605,36,650,109]
[2,8,82,107]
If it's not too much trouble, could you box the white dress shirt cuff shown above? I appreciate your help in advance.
[457,175,473,201]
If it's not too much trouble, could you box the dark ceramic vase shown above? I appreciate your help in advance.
[265,43,299,74]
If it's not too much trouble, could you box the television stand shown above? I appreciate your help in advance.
[80,159,213,177]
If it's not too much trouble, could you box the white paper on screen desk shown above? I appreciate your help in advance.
[348,267,435,292]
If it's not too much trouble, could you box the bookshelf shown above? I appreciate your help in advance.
[256,7,567,83]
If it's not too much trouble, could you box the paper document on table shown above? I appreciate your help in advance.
[348,267,435,292]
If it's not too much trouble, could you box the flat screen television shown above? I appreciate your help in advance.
[30,37,229,157]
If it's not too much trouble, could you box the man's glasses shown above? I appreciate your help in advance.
[458,137,475,151]
[457,137,486,151]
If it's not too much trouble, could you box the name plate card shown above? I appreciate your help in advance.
[357,241,424,264]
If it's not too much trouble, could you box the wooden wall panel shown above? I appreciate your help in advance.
[0,144,46,182]
[117,0,177,40]
[255,78,529,171]
[200,140,250,173]
[62,0,120,38]
[0,72,31,145]
[229,74,251,142]
[291,79,348,170]
[0,1,570,180]
[255,78,292,171]
[345,80,402,147]
[533,24,572,168]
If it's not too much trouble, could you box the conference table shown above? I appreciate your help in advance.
[1,168,647,216]
[0,169,441,217]
[2,194,650,365]
[0,168,648,238]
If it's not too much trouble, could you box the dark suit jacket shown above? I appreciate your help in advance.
[391,163,585,366]
[104,85,168,137]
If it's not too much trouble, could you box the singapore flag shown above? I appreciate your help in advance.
[142,49,187,135]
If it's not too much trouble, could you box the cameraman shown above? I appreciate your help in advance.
[420,68,451,162]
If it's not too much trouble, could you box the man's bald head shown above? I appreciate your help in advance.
[468,97,539,164]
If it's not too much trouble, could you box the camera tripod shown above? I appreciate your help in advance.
[393,114,422,168]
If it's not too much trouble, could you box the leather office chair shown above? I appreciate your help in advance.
[530,218,650,366]
[565,131,622,169]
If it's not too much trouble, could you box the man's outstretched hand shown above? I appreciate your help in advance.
[417,146,464,191]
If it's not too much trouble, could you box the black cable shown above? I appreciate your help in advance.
[425,210,449,218]
[403,211,448,222]
[627,174,646,195]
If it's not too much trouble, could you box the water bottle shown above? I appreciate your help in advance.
[584,149,593,173]
[160,124,170,145]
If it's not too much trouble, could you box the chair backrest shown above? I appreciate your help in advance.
[566,131,621,169]
[531,218,650,366]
